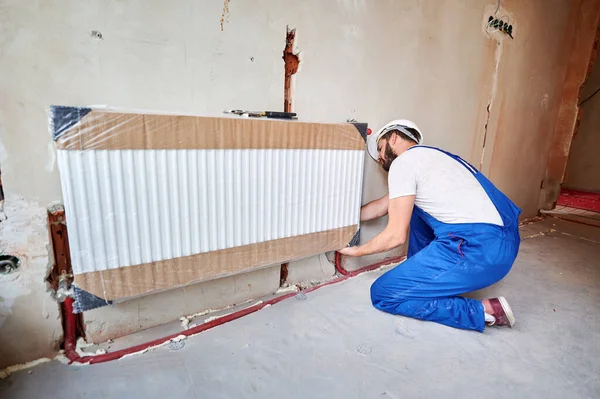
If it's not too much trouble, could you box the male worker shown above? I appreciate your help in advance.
[339,120,521,332]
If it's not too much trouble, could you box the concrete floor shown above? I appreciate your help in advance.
[2,218,600,398]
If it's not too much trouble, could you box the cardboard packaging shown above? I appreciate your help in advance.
[50,106,367,312]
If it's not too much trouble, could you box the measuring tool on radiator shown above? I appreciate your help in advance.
[224,110,297,119]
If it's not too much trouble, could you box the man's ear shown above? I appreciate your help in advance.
[389,132,397,145]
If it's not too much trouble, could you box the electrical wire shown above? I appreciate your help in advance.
[487,0,511,35]
[579,87,600,107]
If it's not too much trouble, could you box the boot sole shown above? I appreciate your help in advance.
[498,296,516,327]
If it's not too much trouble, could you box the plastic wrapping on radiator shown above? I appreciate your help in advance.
[49,105,367,312]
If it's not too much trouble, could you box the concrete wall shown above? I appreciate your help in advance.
[0,0,589,368]
[564,49,600,192]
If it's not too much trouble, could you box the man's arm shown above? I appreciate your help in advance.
[360,194,389,222]
[340,195,415,257]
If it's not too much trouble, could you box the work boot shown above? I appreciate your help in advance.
[484,297,515,327]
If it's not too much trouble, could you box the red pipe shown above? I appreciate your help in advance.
[63,297,80,363]
[334,251,348,275]
[62,215,548,364]
[63,253,406,365]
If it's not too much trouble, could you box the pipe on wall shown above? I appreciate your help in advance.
[62,253,406,365]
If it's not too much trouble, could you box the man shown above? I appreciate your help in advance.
[339,119,521,332]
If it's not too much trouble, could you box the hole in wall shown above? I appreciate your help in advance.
[90,30,103,40]
[0,255,20,275]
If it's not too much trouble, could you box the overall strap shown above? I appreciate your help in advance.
[406,145,522,229]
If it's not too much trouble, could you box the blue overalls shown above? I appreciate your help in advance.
[370,146,522,332]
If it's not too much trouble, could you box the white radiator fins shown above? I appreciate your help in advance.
[58,149,364,275]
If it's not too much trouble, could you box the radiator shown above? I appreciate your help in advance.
[50,106,366,312]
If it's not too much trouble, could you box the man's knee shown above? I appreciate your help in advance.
[370,279,384,306]
[371,279,433,320]
[370,276,408,314]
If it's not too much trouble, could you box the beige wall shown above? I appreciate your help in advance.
[481,0,600,216]
[539,0,600,209]
[0,0,592,368]
[564,50,600,192]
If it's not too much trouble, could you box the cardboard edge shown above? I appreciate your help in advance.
[55,107,367,151]
[49,105,92,141]
[75,226,358,301]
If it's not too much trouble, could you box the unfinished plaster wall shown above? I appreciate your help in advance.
[480,0,600,217]
[0,0,589,366]
[563,50,600,192]
[0,197,62,368]
[539,0,600,209]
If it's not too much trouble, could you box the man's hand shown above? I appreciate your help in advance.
[338,246,362,257]
[338,195,415,258]
[345,195,415,257]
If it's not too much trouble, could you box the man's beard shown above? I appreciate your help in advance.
[381,142,398,172]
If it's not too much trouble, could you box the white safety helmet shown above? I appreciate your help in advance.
[367,119,424,161]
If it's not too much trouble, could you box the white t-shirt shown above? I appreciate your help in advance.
[388,147,503,226]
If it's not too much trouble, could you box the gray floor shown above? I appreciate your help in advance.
[2,218,600,399]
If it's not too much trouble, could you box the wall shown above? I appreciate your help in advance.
[540,0,600,208]
[563,48,600,192]
[0,0,590,368]
[0,196,62,368]
[481,0,600,216]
